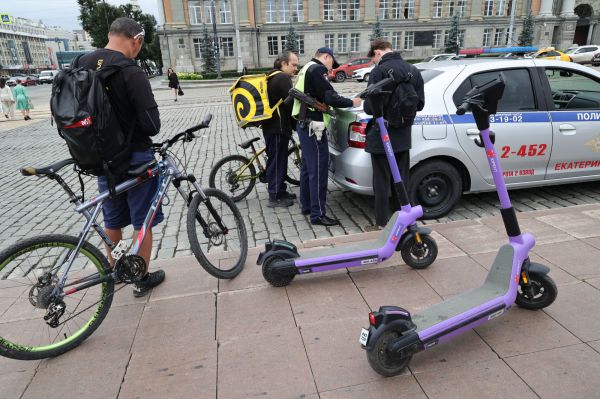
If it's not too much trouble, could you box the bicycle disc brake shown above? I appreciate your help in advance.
[114,255,147,284]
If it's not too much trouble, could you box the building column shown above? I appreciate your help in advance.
[538,0,553,17]
[418,0,431,21]
[559,0,575,17]
[470,0,483,21]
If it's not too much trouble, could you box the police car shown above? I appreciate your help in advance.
[327,58,600,219]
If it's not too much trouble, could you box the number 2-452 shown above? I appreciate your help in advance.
[501,144,547,158]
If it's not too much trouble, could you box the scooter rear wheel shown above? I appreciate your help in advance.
[262,255,296,287]
[366,330,412,377]
[401,234,437,269]
[516,271,557,310]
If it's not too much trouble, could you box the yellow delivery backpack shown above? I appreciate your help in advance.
[229,71,283,128]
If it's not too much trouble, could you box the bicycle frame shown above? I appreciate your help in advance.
[233,137,301,182]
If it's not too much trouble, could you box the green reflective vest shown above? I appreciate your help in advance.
[292,61,332,126]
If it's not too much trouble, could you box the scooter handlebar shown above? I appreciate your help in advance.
[456,102,471,115]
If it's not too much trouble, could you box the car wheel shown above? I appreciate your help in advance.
[335,72,346,83]
[408,160,463,220]
[363,73,370,82]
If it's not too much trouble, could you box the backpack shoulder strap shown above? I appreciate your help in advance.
[71,54,85,69]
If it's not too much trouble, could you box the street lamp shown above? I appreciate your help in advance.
[55,39,63,70]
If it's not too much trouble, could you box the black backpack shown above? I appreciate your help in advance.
[383,65,421,128]
[50,55,136,194]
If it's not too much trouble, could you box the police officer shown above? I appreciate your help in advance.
[364,39,425,229]
[292,48,362,226]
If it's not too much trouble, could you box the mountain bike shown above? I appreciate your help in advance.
[0,114,248,360]
[208,135,302,202]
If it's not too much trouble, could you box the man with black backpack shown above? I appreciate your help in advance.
[67,18,164,297]
[364,39,425,229]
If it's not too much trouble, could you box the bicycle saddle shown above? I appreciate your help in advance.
[21,159,76,176]
[128,160,157,176]
[239,137,260,149]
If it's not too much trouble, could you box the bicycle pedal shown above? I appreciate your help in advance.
[111,239,130,261]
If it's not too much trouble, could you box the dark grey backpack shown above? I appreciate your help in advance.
[384,66,420,128]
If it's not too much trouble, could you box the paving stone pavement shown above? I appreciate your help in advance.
[0,80,599,262]
[1,204,600,398]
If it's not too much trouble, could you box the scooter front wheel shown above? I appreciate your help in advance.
[401,234,437,269]
[262,255,296,287]
[366,330,412,377]
[516,271,557,310]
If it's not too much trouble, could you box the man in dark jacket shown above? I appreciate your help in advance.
[364,39,425,228]
[293,47,362,226]
[262,51,299,207]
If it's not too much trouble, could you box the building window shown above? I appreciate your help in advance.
[433,0,443,18]
[404,31,414,50]
[338,0,348,21]
[496,0,506,15]
[219,0,232,23]
[205,2,214,23]
[193,38,202,58]
[484,0,494,16]
[433,30,443,48]
[457,0,467,16]
[220,36,234,56]
[325,33,335,49]
[324,0,335,21]
[292,0,304,22]
[265,0,276,23]
[379,0,390,19]
[349,0,360,20]
[281,35,287,51]
[338,33,348,53]
[483,28,492,46]
[404,0,415,18]
[280,0,289,22]
[390,0,401,19]
[178,38,186,49]
[448,0,455,17]
[350,33,360,52]
[298,35,305,54]
[494,28,506,46]
[189,3,202,25]
[391,32,401,50]
[268,36,279,55]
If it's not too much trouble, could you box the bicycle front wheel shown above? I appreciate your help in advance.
[209,154,257,202]
[187,189,248,279]
[0,235,114,360]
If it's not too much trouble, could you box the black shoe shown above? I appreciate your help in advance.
[311,215,340,226]
[278,191,297,200]
[4,114,8,119]
[174,98,177,102]
[25,116,31,120]
[267,197,293,208]
[133,269,165,297]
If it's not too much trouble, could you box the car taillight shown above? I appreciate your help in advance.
[348,122,367,149]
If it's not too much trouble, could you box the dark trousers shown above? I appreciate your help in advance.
[371,151,410,226]
[264,133,290,200]
[298,124,329,221]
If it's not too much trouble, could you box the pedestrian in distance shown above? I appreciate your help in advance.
[167,67,179,102]
[363,39,425,229]
[292,47,362,226]
[13,79,31,120]
[77,17,165,297]
[262,51,299,208]
[0,78,15,119]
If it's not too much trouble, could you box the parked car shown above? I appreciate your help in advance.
[352,64,375,82]
[328,58,600,218]
[421,53,457,62]
[565,45,600,65]
[7,75,36,86]
[38,70,59,84]
[328,57,373,83]
[532,47,572,62]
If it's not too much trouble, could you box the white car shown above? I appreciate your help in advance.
[422,53,457,62]
[352,65,375,82]
[565,45,600,64]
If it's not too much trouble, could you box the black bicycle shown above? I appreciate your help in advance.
[0,114,248,360]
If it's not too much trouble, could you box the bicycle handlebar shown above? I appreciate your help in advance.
[154,113,213,151]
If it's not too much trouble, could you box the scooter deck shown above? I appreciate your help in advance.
[295,212,399,260]
[413,245,515,332]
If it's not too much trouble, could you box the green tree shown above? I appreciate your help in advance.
[283,24,299,54]
[518,11,535,47]
[369,17,384,41]
[200,24,217,74]
[445,14,460,53]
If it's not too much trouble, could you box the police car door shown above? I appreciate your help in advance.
[449,67,552,185]
[542,67,600,179]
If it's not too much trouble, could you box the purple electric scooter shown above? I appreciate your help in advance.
[256,73,438,287]
[360,73,558,377]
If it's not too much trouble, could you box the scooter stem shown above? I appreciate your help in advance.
[480,128,511,210]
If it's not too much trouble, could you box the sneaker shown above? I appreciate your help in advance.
[133,269,165,297]
[24,116,31,120]
[4,114,8,119]
[267,197,293,208]
[278,191,297,200]
[174,98,178,102]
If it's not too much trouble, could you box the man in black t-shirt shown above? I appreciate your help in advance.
[77,18,164,297]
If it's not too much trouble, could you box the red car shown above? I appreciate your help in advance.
[327,57,373,83]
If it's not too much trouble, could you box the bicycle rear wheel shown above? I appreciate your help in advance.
[284,143,302,186]
[209,155,257,202]
[187,189,248,279]
[0,235,114,360]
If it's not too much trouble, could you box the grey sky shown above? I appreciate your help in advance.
[1,0,162,31]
